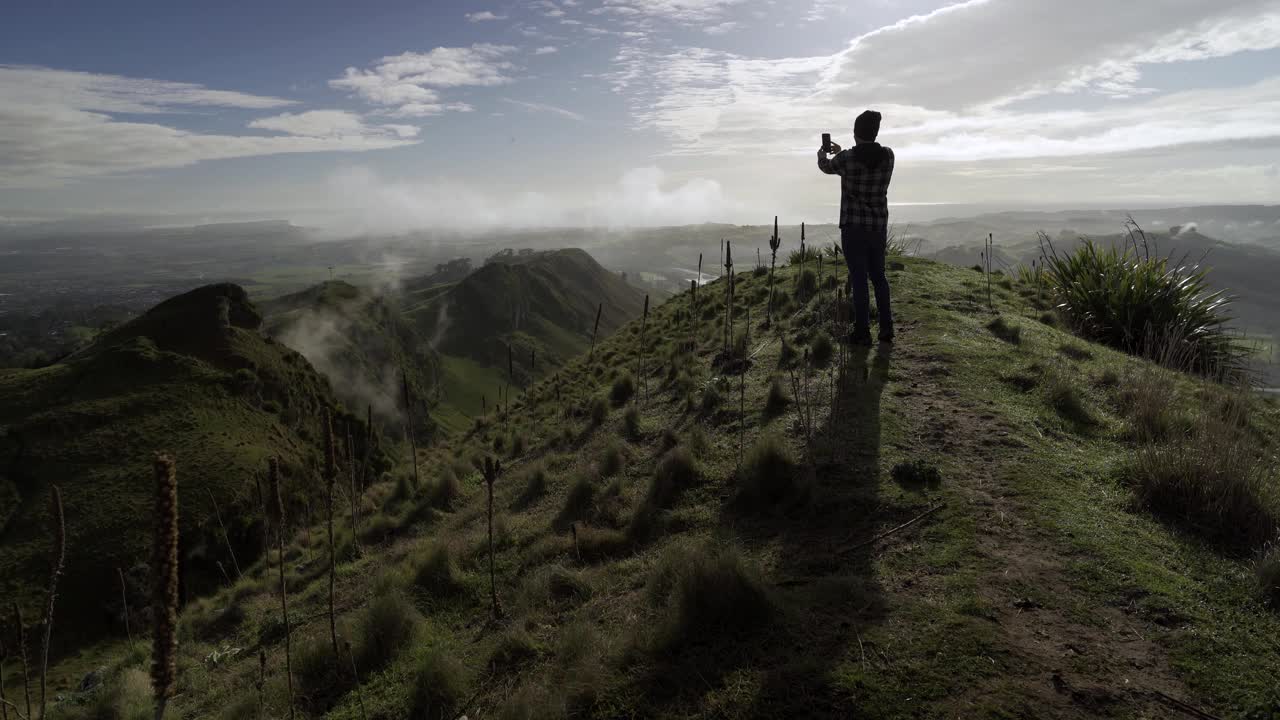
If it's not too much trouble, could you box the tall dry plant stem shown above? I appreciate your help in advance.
[346,423,360,552]
[118,567,133,645]
[150,457,178,720]
[637,295,650,405]
[723,241,734,354]
[345,640,368,720]
[206,488,242,581]
[482,457,503,618]
[767,217,781,325]
[39,485,65,720]
[401,369,420,491]
[323,409,339,659]
[268,457,296,719]
[589,303,603,360]
[12,603,30,720]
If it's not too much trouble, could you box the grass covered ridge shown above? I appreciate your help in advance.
[11,253,1280,719]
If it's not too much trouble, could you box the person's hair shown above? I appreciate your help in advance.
[854,110,882,142]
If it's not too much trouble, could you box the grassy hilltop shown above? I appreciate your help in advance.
[5,251,1280,719]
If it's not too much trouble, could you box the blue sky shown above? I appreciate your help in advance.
[2,0,1279,230]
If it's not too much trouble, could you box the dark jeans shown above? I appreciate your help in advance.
[840,226,892,336]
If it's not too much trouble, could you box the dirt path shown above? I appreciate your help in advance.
[878,315,1193,718]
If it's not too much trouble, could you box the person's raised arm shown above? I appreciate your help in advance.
[817,142,845,175]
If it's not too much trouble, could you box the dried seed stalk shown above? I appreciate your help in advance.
[150,457,178,720]
[268,457,296,719]
[39,485,65,720]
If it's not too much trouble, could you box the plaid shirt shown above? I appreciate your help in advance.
[818,144,894,232]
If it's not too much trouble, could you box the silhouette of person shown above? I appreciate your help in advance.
[818,110,895,345]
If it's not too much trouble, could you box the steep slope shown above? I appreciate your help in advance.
[26,257,1280,719]
[260,280,441,441]
[0,283,381,647]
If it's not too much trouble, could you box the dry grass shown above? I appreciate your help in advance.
[648,543,775,652]
[735,435,803,510]
[407,646,468,720]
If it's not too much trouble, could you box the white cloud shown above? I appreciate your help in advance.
[501,97,585,120]
[0,66,416,188]
[248,110,417,139]
[703,21,738,35]
[330,44,517,116]
[319,165,738,232]
[465,11,507,21]
[601,0,745,23]
[535,46,559,55]
[613,0,1280,162]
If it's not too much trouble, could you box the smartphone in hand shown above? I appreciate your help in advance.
[822,133,831,153]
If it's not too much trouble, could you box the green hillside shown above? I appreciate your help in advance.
[260,280,442,442]
[9,256,1280,719]
[404,248,646,432]
[0,284,383,648]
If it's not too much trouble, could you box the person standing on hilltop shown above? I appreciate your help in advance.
[818,109,895,345]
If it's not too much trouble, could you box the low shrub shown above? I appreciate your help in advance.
[1041,236,1244,376]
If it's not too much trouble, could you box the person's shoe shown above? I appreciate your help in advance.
[878,329,895,344]
[847,329,873,346]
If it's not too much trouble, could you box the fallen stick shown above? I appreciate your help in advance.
[842,503,945,553]
[1150,690,1222,720]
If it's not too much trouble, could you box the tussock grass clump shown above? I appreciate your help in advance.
[355,591,420,672]
[1058,343,1094,361]
[699,382,723,415]
[763,377,790,418]
[623,405,642,440]
[408,647,468,720]
[1042,365,1093,426]
[660,427,680,451]
[796,269,818,299]
[514,462,547,509]
[427,467,462,510]
[778,336,797,368]
[810,332,834,368]
[610,372,636,407]
[59,667,151,720]
[589,396,609,427]
[1129,414,1278,550]
[412,543,467,599]
[599,440,625,477]
[1039,311,1058,326]
[987,316,1023,344]
[735,436,802,510]
[1257,544,1280,607]
[891,459,942,489]
[487,626,541,673]
[515,565,591,614]
[641,448,700,513]
[1118,370,1183,441]
[648,544,775,652]
[555,473,598,531]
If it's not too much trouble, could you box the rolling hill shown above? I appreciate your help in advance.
[0,283,384,647]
